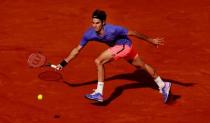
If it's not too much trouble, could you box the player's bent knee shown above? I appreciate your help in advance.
[95,59,102,66]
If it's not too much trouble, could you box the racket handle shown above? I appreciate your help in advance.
[50,64,57,69]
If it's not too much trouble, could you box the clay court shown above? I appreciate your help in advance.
[0,0,210,122]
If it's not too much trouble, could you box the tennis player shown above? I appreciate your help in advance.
[56,9,171,103]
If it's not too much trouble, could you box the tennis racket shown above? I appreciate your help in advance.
[27,52,57,69]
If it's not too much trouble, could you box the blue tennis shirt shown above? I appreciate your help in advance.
[79,24,132,47]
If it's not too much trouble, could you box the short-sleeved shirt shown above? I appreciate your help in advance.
[79,24,132,47]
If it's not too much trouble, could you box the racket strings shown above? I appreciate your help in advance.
[28,53,47,68]
[31,55,42,65]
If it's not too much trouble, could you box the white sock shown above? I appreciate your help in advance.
[154,76,165,89]
[95,82,104,95]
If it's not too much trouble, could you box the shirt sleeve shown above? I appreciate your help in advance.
[115,26,128,36]
[79,31,90,47]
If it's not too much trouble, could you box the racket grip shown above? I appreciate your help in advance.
[50,64,57,69]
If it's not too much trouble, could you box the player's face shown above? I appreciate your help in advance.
[92,18,105,33]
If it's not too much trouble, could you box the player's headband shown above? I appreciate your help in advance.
[92,15,105,21]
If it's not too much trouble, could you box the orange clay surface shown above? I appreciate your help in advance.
[0,0,210,123]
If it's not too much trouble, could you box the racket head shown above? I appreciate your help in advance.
[27,52,47,68]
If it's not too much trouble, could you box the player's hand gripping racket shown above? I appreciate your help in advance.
[27,52,57,69]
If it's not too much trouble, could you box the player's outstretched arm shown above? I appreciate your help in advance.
[127,30,164,47]
[65,45,83,62]
[56,45,83,70]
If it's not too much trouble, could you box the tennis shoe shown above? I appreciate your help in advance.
[85,91,103,102]
[161,82,171,103]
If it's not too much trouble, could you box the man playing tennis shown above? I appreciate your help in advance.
[56,9,171,103]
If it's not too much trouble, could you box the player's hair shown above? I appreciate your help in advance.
[92,9,107,21]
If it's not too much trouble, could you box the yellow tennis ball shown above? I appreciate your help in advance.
[37,94,43,100]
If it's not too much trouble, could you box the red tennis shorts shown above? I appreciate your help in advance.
[108,45,139,60]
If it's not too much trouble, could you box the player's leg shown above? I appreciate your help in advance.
[125,48,171,103]
[85,49,114,102]
[128,56,171,103]
[95,49,114,83]
[94,49,114,94]
[129,56,158,78]
[95,45,131,83]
